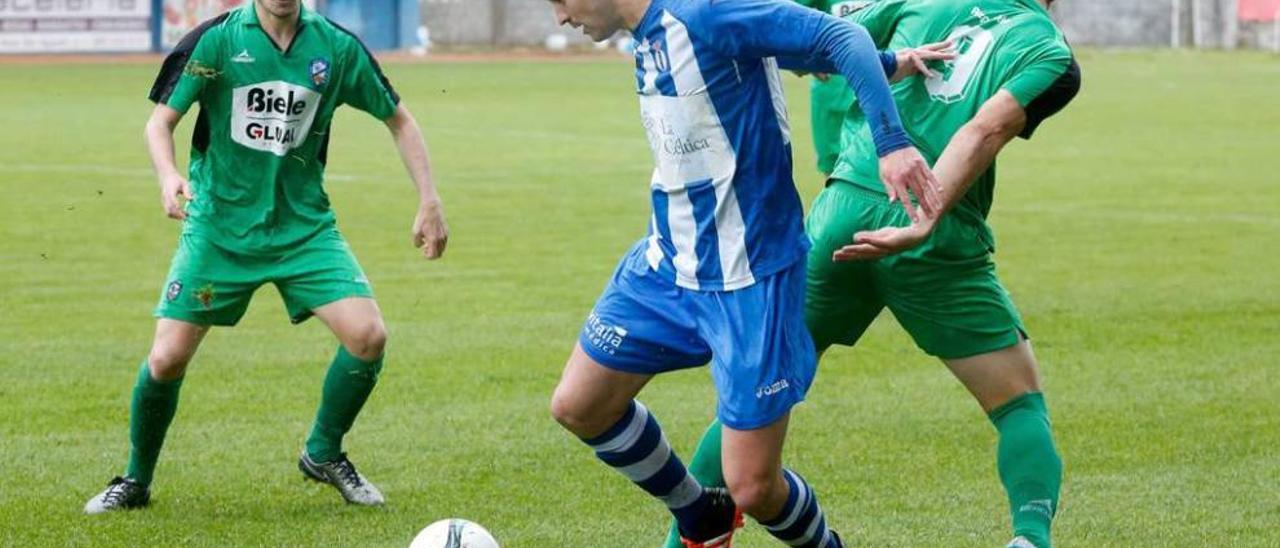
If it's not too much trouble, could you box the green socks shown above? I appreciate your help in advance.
[125,362,184,487]
[664,419,726,548]
[305,346,383,463]
[989,391,1062,548]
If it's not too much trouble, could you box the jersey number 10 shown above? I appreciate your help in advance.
[926,26,994,104]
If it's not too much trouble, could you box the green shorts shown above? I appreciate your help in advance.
[804,182,1025,359]
[810,76,853,175]
[154,229,373,327]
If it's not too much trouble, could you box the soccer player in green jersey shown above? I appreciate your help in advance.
[665,1,1080,546]
[84,0,448,513]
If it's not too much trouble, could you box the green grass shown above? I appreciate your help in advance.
[1,49,1277,546]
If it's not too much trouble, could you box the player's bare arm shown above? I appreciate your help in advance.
[385,104,449,260]
[834,90,1026,261]
[144,104,192,221]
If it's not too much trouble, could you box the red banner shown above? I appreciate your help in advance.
[1240,0,1280,22]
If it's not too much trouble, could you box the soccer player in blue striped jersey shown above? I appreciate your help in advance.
[546,0,940,546]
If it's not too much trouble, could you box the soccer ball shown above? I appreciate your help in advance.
[409,519,500,548]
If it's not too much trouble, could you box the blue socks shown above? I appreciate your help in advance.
[583,401,708,530]
[760,470,840,547]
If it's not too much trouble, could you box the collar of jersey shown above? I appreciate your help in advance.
[630,0,663,35]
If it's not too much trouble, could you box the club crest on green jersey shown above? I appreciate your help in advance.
[310,58,330,88]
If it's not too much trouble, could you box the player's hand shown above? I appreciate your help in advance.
[891,41,955,83]
[159,172,192,221]
[878,147,941,222]
[832,210,936,261]
[412,200,449,260]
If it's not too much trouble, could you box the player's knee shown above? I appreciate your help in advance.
[549,386,606,438]
[147,344,192,381]
[343,320,387,361]
[549,388,584,433]
[726,473,781,518]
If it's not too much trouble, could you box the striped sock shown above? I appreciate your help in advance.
[583,400,707,529]
[760,470,840,548]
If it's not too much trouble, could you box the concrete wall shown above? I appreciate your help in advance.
[423,0,592,47]
[422,0,1280,49]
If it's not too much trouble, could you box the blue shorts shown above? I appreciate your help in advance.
[579,244,817,430]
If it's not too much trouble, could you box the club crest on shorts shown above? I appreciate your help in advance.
[309,57,330,88]
[165,280,183,302]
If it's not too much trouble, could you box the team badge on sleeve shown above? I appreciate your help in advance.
[309,58,330,87]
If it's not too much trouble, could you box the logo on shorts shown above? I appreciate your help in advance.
[165,280,183,302]
[194,283,215,310]
[310,57,330,88]
[756,379,790,399]
[584,312,628,356]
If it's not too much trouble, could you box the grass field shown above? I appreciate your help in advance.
[1,49,1277,546]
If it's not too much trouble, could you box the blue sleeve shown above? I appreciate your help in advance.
[776,50,898,80]
[696,0,911,156]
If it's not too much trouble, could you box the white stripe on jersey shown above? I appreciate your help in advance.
[762,57,791,145]
[660,12,753,289]
[667,189,701,290]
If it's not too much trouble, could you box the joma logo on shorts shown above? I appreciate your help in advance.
[756,379,790,399]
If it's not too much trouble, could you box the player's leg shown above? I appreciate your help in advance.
[306,296,387,463]
[84,319,211,514]
[878,213,1061,548]
[945,340,1061,548]
[274,230,387,504]
[662,418,726,548]
[701,259,841,547]
[86,234,255,514]
[552,343,738,543]
[664,183,884,547]
[722,417,840,547]
[552,250,739,544]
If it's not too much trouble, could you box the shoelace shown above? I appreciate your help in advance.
[101,480,131,506]
[331,456,364,487]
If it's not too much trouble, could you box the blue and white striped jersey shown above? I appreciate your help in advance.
[625,0,908,291]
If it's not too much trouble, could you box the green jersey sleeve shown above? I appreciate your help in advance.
[149,14,229,114]
[1001,40,1072,107]
[842,0,907,48]
[338,39,400,121]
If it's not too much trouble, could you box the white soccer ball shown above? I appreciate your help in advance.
[409,519,500,548]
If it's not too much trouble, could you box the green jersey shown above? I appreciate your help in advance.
[149,3,399,254]
[830,0,1074,246]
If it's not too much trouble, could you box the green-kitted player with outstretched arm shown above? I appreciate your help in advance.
[666,0,1080,546]
[84,0,448,513]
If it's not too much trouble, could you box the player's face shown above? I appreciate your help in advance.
[256,0,300,19]
[549,0,623,41]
